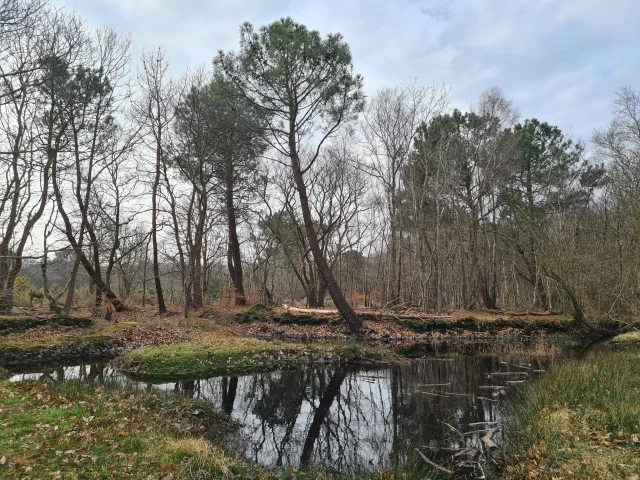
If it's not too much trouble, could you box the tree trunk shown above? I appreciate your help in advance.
[0,121,53,314]
[191,255,203,308]
[64,239,83,315]
[152,129,167,313]
[225,172,245,305]
[52,161,125,312]
[289,151,362,333]
[315,280,327,309]
[41,255,61,314]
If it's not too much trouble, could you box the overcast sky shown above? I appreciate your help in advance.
[52,0,639,144]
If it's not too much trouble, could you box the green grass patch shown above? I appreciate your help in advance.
[384,314,575,334]
[51,316,94,328]
[502,350,640,479]
[102,321,140,332]
[0,335,122,368]
[0,315,93,335]
[235,304,275,323]
[114,336,395,380]
[0,379,240,479]
[0,316,46,335]
[610,330,640,349]
[0,334,111,350]
[273,311,331,325]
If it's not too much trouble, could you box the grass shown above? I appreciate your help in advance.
[114,336,396,380]
[0,334,113,350]
[0,315,93,336]
[502,349,640,479]
[0,335,121,368]
[236,304,275,323]
[0,316,46,335]
[391,314,576,334]
[610,330,640,348]
[0,379,241,479]
[102,321,140,332]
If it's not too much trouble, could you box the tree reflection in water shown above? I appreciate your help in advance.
[8,351,559,476]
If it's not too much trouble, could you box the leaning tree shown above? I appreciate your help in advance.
[216,18,365,332]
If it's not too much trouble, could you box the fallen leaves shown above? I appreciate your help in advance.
[0,380,237,480]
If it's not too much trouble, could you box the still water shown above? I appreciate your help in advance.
[9,343,563,476]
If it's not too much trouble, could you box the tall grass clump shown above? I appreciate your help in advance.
[503,350,640,478]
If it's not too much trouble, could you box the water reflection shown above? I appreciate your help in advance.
[9,351,559,476]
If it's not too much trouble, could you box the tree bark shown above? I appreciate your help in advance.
[225,168,245,305]
[63,226,84,315]
[289,151,362,333]
[152,124,167,313]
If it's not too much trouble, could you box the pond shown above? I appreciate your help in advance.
[8,341,569,477]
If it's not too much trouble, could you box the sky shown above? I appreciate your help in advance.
[52,0,640,144]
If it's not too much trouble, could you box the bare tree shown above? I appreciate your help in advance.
[360,79,449,307]
[49,22,133,313]
[0,9,72,313]
[132,47,175,313]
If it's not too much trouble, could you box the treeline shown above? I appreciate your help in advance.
[1,1,639,333]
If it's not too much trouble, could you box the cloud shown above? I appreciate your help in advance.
[52,0,639,142]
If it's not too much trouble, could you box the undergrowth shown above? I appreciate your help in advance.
[502,350,640,479]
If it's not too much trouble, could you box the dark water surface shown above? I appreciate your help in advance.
[9,342,566,476]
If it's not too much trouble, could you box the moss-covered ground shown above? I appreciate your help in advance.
[114,336,398,380]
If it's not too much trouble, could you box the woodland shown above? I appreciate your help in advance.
[2,2,640,480]
[1,0,639,336]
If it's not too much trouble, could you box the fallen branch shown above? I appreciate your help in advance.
[477,396,498,402]
[481,428,498,449]
[500,361,532,370]
[418,391,450,398]
[441,420,465,443]
[434,390,475,398]
[414,448,454,475]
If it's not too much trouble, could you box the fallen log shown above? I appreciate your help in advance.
[282,305,338,316]
[503,310,561,317]
[282,305,452,320]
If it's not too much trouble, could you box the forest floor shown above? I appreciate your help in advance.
[1,304,638,479]
[0,304,578,371]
